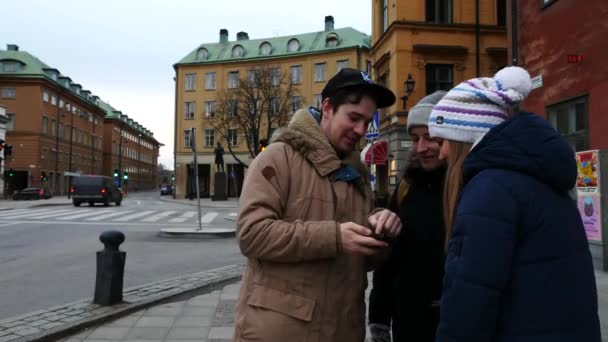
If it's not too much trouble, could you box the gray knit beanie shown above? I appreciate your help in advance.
[406,91,448,132]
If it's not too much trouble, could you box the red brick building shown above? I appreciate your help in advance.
[509,0,608,151]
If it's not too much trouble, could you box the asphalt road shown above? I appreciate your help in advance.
[0,191,244,320]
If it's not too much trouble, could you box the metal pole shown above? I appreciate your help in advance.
[511,0,519,66]
[191,128,202,231]
[54,96,61,194]
[370,138,375,192]
[475,0,481,77]
[68,109,74,199]
[91,118,95,174]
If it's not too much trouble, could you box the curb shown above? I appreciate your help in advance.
[158,196,238,209]
[0,263,245,342]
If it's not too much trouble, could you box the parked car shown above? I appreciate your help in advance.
[12,188,52,200]
[160,185,173,196]
[71,175,122,207]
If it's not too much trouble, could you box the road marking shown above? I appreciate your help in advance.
[86,210,135,221]
[168,211,197,223]
[141,211,178,222]
[0,208,69,219]
[0,222,19,227]
[200,212,218,224]
[0,208,32,216]
[112,210,155,222]
[25,209,80,219]
[61,210,111,220]
[0,208,55,218]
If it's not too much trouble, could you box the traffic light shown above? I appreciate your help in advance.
[3,144,12,158]
[171,174,175,181]
[113,169,119,178]
[8,168,14,177]
[40,171,48,182]
[123,172,128,180]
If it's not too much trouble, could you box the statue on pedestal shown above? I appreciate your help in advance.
[214,142,225,172]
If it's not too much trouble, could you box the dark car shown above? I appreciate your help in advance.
[71,175,122,207]
[12,188,52,200]
[160,185,173,196]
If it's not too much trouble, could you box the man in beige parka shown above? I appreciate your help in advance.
[234,68,402,342]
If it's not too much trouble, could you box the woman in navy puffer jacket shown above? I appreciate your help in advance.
[427,66,600,342]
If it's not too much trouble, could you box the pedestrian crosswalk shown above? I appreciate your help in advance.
[0,208,237,225]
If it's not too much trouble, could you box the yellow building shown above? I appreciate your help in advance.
[173,16,371,199]
[368,0,508,199]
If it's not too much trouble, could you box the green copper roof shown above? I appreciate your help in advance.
[0,45,156,140]
[175,27,371,67]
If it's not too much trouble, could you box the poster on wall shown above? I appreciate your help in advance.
[576,150,600,194]
[578,194,603,242]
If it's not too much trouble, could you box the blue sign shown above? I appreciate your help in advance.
[365,111,380,139]
[113,179,121,187]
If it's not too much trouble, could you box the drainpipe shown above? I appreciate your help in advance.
[475,0,481,77]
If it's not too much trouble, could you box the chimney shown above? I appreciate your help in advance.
[7,44,19,51]
[219,29,229,43]
[324,16,334,32]
[237,32,249,41]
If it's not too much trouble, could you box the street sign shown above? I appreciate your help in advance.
[365,111,380,139]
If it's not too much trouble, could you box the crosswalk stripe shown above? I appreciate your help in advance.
[200,212,218,224]
[168,211,197,223]
[141,211,178,222]
[0,208,32,217]
[0,208,70,219]
[86,210,134,221]
[0,208,55,218]
[61,210,111,220]
[26,209,80,219]
[112,211,155,222]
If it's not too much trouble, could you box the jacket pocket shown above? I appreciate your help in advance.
[247,283,315,322]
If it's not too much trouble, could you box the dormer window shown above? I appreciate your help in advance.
[197,48,209,60]
[287,39,300,52]
[259,42,272,55]
[1,61,21,72]
[232,45,244,58]
[326,33,339,47]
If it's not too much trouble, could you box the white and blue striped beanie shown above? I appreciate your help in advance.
[428,66,533,145]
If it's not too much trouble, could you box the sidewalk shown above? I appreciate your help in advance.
[159,196,239,209]
[0,196,72,210]
[59,271,608,342]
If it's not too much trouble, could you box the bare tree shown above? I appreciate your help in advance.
[207,66,302,168]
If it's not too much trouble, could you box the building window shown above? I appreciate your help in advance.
[290,65,302,84]
[232,45,244,58]
[6,113,14,131]
[248,70,259,87]
[197,48,209,60]
[248,128,256,147]
[314,63,326,82]
[260,42,272,55]
[1,87,16,98]
[51,96,57,106]
[426,64,453,94]
[184,101,195,119]
[547,96,589,151]
[183,129,192,148]
[287,38,300,52]
[326,34,339,47]
[426,0,453,24]
[291,96,302,113]
[314,94,323,108]
[366,61,372,75]
[228,71,239,89]
[270,68,280,86]
[205,72,216,90]
[205,101,216,117]
[50,119,57,136]
[270,97,280,115]
[42,117,48,134]
[227,128,238,146]
[336,60,349,73]
[59,99,64,108]
[185,73,196,91]
[381,0,388,32]
[204,129,214,147]
[2,62,20,72]
[228,100,238,117]
[43,91,49,102]
[497,0,506,26]
[249,98,259,115]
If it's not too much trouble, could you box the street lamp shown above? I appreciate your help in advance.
[400,73,416,110]
[137,133,142,191]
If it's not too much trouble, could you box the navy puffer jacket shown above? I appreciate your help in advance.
[436,112,600,342]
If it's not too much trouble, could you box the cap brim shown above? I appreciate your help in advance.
[365,84,396,109]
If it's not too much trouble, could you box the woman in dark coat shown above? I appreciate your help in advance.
[368,91,447,342]
[428,66,600,342]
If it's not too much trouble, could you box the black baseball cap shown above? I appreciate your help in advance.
[321,68,396,109]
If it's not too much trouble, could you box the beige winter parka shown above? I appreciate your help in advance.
[233,107,375,342]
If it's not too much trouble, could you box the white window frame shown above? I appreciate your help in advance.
[185,73,196,91]
[291,96,302,113]
[227,128,238,146]
[270,68,280,86]
[1,87,16,98]
[184,129,192,148]
[228,71,239,89]
[204,128,214,147]
[205,101,216,117]
[336,60,349,72]
[51,96,57,106]
[228,100,238,118]
[184,101,195,119]
[290,65,302,84]
[314,94,323,108]
[205,72,216,90]
[314,63,326,82]
[43,91,49,102]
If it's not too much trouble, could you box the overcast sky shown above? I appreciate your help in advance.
[3,0,372,168]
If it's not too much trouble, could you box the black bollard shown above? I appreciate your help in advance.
[93,230,126,305]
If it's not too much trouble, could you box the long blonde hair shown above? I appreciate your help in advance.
[443,141,473,248]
